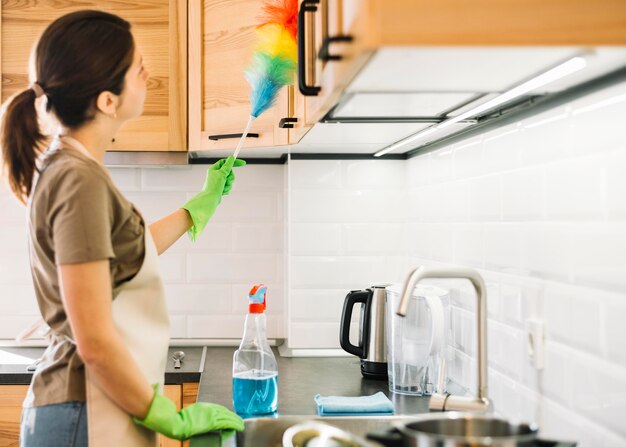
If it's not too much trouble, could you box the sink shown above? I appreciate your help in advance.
[189,415,424,447]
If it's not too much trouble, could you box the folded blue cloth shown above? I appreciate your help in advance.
[314,391,394,416]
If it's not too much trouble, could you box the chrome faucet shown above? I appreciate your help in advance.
[397,266,493,413]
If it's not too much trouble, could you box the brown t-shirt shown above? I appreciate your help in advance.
[25,145,145,407]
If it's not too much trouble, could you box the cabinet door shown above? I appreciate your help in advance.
[290,0,370,142]
[0,385,28,447]
[188,0,293,152]
[159,384,182,447]
[0,1,187,152]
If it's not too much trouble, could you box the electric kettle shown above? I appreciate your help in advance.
[339,285,388,380]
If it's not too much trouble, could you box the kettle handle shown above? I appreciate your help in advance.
[339,289,371,358]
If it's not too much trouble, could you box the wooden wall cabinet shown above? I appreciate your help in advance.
[188,0,299,152]
[0,383,199,447]
[290,0,626,142]
[0,0,187,152]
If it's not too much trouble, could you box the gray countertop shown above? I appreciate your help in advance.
[198,347,431,415]
[0,346,204,385]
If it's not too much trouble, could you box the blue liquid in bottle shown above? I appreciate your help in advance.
[232,371,278,416]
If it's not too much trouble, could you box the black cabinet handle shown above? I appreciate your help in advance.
[208,133,260,141]
[279,117,298,128]
[298,0,321,96]
[319,35,353,62]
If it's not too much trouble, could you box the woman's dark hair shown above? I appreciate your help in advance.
[0,10,134,203]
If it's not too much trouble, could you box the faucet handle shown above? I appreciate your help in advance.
[429,394,493,413]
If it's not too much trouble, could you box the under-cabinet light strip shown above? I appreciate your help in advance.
[374,56,587,157]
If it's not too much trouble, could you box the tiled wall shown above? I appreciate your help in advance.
[405,81,626,446]
[287,159,410,348]
[0,164,286,340]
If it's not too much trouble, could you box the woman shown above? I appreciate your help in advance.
[0,10,245,446]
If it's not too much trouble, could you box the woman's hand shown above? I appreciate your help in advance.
[134,389,244,440]
[181,156,246,241]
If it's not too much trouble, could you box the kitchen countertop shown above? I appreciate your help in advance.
[2,345,456,447]
[198,347,433,415]
[0,346,203,385]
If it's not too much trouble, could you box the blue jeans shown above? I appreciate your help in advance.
[20,402,87,447]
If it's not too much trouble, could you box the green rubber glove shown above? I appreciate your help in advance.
[133,391,244,441]
[182,156,246,241]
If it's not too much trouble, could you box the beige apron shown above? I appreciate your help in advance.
[85,224,170,447]
[20,136,171,446]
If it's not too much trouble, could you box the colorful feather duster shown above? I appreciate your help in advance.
[233,0,298,159]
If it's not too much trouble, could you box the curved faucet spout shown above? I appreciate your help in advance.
[397,266,492,412]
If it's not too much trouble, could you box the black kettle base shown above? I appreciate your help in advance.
[361,360,388,380]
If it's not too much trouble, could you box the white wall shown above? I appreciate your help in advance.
[287,159,409,348]
[284,81,626,446]
[0,164,286,340]
[405,81,626,446]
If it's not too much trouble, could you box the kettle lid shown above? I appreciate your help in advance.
[386,283,449,298]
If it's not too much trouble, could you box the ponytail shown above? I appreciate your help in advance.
[0,88,46,204]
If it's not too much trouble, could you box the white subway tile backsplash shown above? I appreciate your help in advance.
[570,82,626,156]
[501,167,544,220]
[107,167,141,191]
[520,106,572,166]
[233,224,283,253]
[290,223,341,256]
[482,124,522,174]
[125,191,189,223]
[187,253,278,284]
[168,223,233,253]
[453,136,484,180]
[0,226,28,252]
[188,314,282,339]
[605,295,626,366]
[544,157,604,219]
[169,316,187,338]
[164,284,232,315]
[210,192,279,223]
[0,191,27,225]
[543,341,572,406]
[605,150,626,218]
[290,288,350,322]
[469,175,501,221]
[429,148,454,183]
[521,224,572,282]
[342,160,406,189]
[483,224,521,273]
[290,189,407,223]
[231,165,284,192]
[0,316,44,339]
[342,223,406,255]
[0,285,38,315]
[289,160,342,189]
[453,224,483,267]
[407,154,432,187]
[159,253,186,283]
[290,256,405,289]
[289,321,358,349]
[0,252,31,284]
[568,349,626,437]
[428,224,455,262]
[569,223,626,291]
[141,166,204,192]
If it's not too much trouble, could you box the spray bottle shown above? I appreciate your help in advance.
[232,284,278,416]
